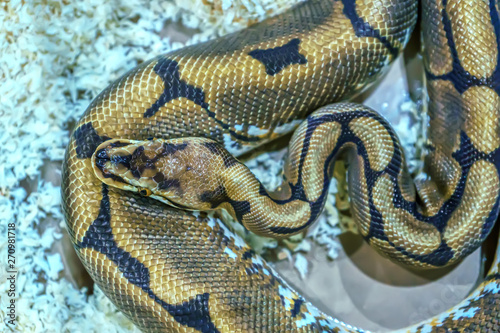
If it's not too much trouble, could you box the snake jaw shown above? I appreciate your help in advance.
[91,139,150,193]
[91,139,203,211]
[148,193,193,210]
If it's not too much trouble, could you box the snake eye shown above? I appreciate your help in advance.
[139,188,152,197]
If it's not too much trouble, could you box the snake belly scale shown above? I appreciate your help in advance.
[61,0,500,331]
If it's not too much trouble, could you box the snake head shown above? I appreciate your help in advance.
[91,138,223,211]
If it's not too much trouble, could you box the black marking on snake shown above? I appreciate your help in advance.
[244,263,264,276]
[341,112,497,264]
[203,141,238,168]
[111,154,133,169]
[144,58,209,118]
[257,109,500,266]
[351,112,500,264]
[394,241,454,267]
[333,111,455,265]
[214,225,280,286]
[200,186,226,206]
[130,146,147,178]
[164,142,189,155]
[94,148,129,184]
[290,298,304,318]
[240,251,282,288]
[485,272,500,282]
[341,0,399,58]
[426,0,500,95]
[152,172,165,183]
[77,184,220,333]
[258,115,346,234]
[489,0,500,93]
[388,131,500,242]
[265,114,361,235]
[200,185,251,222]
[158,178,182,191]
[438,284,500,326]
[93,142,134,178]
[179,0,335,57]
[143,59,260,143]
[143,57,267,144]
[248,38,307,76]
[242,249,255,260]
[119,142,188,179]
[74,122,111,159]
[108,141,132,149]
[453,133,500,240]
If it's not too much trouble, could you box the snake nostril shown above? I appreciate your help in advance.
[96,148,109,160]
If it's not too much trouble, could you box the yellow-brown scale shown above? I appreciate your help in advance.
[62,0,417,330]
[61,0,500,331]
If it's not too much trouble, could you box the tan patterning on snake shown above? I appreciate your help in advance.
[62,0,500,331]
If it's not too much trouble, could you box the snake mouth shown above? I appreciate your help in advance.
[91,139,196,211]
[92,141,130,183]
[91,139,144,193]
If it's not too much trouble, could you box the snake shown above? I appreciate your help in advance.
[61,0,500,331]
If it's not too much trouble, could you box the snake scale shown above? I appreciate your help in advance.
[62,0,500,331]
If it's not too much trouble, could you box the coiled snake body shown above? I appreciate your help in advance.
[62,0,500,331]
